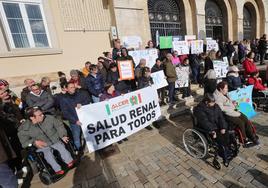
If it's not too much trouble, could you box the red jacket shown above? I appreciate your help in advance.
[243,58,258,77]
[248,77,266,91]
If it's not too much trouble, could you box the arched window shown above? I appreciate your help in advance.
[148,0,185,43]
[243,3,256,40]
[205,0,227,41]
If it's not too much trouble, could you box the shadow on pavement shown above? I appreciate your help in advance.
[254,122,268,137]
[221,180,244,188]
[248,169,268,187]
[256,154,268,163]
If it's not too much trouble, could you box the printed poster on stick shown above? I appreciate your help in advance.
[117,60,134,80]
[228,86,257,119]
[76,87,161,152]
[190,40,204,54]
[175,67,190,88]
[206,40,219,51]
[128,49,158,68]
[151,70,168,89]
[213,60,229,78]
[172,41,190,55]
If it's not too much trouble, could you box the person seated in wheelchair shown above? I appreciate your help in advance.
[248,71,268,98]
[18,107,74,175]
[194,93,233,165]
[213,81,259,146]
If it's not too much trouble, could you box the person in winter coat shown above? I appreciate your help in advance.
[69,69,87,90]
[164,53,177,104]
[0,117,17,188]
[180,58,191,98]
[258,34,267,65]
[194,93,231,165]
[203,69,217,95]
[137,67,154,89]
[135,59,146,80]
[248,72,267,97]
[189,54,201,84]
[242,51,258,78]
[85,65,105,103]
[226,66,242,91]
[226,41,235,63]
[117,47,137,90]
[82,61,91,77]
[204,50,216,74]
[213,81,259,146]
[152,58,166,105]
[171,51,181,66]
[106,63,130,93]
[238,40,246,63]
[112,39,121,60]
[26,84,55,114]
[97,59,107,82]
[60,82,91,150]
[21,79,36,110]
[18,107,74,175]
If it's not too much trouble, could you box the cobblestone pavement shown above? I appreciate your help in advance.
[26,109,268,188]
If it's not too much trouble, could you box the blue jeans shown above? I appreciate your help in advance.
[0,163,17,188]
[92,96,100,103]
[70,124,81,150]
[191,66,200,83]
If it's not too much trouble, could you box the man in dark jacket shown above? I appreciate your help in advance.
[18,107,74,175]
[26,84,55,114]
[0,117,17,188]
[21,79,35,110]
[164,54,177,105]
[258,34,267,65]
[60,82,91,150]
[85,65,104,103]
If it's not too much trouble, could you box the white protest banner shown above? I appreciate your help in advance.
[206,40,219,51]
[122,36,142,49]
[76,87,161,152]
[172,41,190,55]
[190,40,204,54]
[175,67,190,88]
[117,60,134,80]
[151,70,168,89]
[129,49,158,68]
[213,60,229,78]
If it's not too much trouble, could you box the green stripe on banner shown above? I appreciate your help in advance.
[105,104,111,115]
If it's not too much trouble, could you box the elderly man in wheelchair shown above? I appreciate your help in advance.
[18,107,75,178]
[183,94,238,169]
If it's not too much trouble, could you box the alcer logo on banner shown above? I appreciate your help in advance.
[105,94,142,115]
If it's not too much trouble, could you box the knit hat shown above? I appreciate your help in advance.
[70,69,78,76]
[228,66,239,72]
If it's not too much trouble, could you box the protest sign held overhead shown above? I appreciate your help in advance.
[129,49,158,68]
[228,86,257,119]
[76,87,161,152]
[117,60,134,80]
[213,60,229,78]
[172,41,190,55]
[190,40,204,54]
[151,70,168,89]
[175,67,190,88]
[206,40,219,52]
[122,36,142,49]
[159,36,173,49]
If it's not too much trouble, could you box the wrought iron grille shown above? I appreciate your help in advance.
[205,0,224,39]
[148,0,183,42]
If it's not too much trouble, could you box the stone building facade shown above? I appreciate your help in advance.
[0,0,267,91]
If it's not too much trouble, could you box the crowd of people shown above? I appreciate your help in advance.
[0,35,268,187]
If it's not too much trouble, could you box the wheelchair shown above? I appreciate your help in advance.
[182,110,240,170]
[25,140,77,185]
[252,90,268,112]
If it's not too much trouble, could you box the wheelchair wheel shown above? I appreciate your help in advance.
[39,171,53,185]
[27,159,39,175]
[183,129,208,159]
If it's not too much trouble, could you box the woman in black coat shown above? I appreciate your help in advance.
[194,93,232,166]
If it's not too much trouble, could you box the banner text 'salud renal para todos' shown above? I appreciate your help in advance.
[76,87,161,152]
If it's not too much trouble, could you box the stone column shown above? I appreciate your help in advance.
[195,0,206,40]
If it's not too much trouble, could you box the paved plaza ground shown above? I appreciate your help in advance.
[25,106,268,188]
